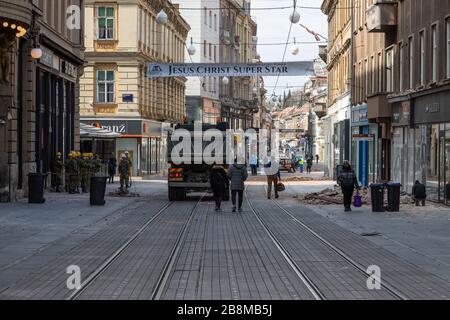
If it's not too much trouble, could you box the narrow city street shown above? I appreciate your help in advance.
[0,174,449,300]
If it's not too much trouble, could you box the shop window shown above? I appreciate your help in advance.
[447,19,450,78]
[97,7,115,40]
[419,31,425,86]
[386,48,394,92]
[96,70,115,103]
[431,25,438,83]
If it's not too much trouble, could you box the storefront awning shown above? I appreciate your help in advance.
[80,123,122,138]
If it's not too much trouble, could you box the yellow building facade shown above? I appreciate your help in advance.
[80,0,189,176]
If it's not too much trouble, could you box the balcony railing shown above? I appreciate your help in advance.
[366,1,397,33]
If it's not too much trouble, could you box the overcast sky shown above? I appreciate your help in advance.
[251,0,327,98]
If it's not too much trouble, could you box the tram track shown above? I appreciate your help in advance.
[68,194,206,300]
[245,189,324,300]
[269,196,408,300]
[247,186,407,300]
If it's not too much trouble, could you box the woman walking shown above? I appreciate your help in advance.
[337,160,360,212]
[210,164,229,212]
[227,160,248,213]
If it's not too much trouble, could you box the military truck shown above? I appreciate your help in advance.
[167,122,230,201]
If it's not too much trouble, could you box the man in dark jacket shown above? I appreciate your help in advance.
[337,160,359,212]
[265,159,281,199]
[227,160,248,213]
[108,153,117,184]
[412,180,427,206]
[210,164,229,212]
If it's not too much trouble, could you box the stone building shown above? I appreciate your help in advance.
[321,0,352,179]
[380,0,450,204]
[80,0,189,176]
[0,0,84,202]
[178,0,222,125]
[219,0,258,130]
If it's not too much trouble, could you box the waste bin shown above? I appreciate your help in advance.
[370,183,385,212]
[28,173,46,204]
[90,176,107,206]
[386,182,402,212]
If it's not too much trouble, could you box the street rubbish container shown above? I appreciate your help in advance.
[446,183,450,201]
[386,182,402,212]
[370,183,385,212]
[90,176,107,206]
[28,173,46,204]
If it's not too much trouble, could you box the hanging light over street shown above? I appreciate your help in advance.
[187,37,196,55]
[222,77,230,85]
[289,10,300,24]
[291,38,299,55]
[156,10,168,25]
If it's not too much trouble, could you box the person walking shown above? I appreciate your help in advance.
[227,160,248,213]
[210,164,229,212]
[108,153,117,184]
[65,152,79,194]
[52,152,64,193]
[249,154,258,176]
[316,154,320,164]
[265,158,281,200]
[298,157,305,173]
[119,154,131,192]
[337,160,360,212]
[412,180,427,206]
[306,156,313,174]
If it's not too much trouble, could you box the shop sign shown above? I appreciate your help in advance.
[39,47,54,68]
[61,60,77,78]
[352,134,375,142]
[85,120,142,135]
[425,103,440,114]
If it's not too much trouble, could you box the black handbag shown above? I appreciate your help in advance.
[276,182,286,192]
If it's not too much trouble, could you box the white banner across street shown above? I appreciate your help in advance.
[146,61,315,78]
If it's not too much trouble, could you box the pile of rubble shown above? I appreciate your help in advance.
[284,176,315,182]
[108,188,140,198]
[295,187,415,206]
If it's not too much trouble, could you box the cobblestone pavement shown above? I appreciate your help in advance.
[0,180,449,300]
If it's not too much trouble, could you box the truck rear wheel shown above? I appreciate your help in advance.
[169,187,178,201]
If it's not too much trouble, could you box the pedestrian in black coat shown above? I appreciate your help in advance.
[210,165,229,211]
[412,180,427,206]
[337,160,360,212]
[108,153,117,184]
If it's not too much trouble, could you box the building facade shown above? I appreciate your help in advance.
[80,0,189,176]
[219,0,258,130]
[321,0,352,179]
[0,0,84,202]
[178,0,222,125]
[382,0,450,204]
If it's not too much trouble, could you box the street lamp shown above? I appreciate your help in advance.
[187,37,196,55]
[291,38,299,56]
[156,10,168,25]
[31,47,43,59]
[222,77,230,85]
[289,10,300,24]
